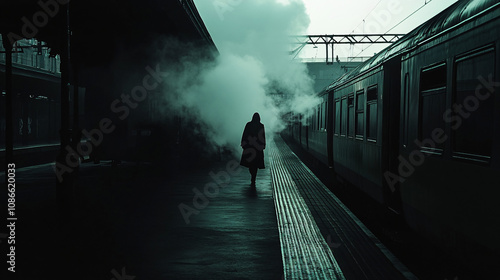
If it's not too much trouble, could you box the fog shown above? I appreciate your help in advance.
[158,0,320,156]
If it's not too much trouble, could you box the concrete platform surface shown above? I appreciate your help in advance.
[0,134,414,279]
[1,146,282,279]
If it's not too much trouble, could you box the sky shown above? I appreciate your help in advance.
[194,0,458,60]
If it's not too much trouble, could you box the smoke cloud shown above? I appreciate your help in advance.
[157,0,319,156]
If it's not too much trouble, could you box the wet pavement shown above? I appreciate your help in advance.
[1,146,283,279]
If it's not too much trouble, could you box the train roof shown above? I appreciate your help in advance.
[326,0,500,91]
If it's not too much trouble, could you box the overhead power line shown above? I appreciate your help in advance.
[349,0,436,60]
[349,0,383,34]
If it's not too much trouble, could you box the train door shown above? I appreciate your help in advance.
[327,91,334,168]
[382,56,403,213]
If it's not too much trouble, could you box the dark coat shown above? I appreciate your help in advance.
[240,116,266,169]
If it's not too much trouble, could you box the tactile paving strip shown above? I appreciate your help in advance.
[269,137,345,280]
[271,134,417,280]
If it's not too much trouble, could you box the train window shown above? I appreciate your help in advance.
[311,113,315,130]
[348,94,355,138]
[323,100,328,131]
[355,89,364,138]
[321,101,325,131]
[320,104,323,130]
[334,99,340,136]
[419,63,447,154]
[314,105,317,130]
[316,107,319,131]
[366,86,378,142]
[315,108,318,130]
[421,62,446,91]
[341,97,347,136]
[310,109,315,130]
[317,105,320,131]
[403,73,409,147]
[453,47,495,162]
[313,107,319,130]
[319,104,322,130]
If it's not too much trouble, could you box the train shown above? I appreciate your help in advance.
[285,0,500,269]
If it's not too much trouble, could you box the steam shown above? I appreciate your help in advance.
[157,0,319,155]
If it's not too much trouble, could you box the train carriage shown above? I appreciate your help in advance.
[398,0,500,260]
[286,0,500,269]
[328,54,401,207]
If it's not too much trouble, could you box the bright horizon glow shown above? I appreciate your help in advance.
[300,0,458,59]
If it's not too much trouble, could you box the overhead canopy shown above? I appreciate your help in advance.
[0,0,217,66]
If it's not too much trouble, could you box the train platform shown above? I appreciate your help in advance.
[1,134,415,279]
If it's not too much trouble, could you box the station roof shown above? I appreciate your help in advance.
[0,0,217,66]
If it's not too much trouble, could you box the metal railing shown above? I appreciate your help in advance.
[0,35,60,74]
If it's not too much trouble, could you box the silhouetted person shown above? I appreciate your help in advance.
[240,112,266,187]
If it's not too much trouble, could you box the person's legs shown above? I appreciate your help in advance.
[249,167,257,186]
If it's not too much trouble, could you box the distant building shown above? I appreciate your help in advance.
[0,36,61,148]
[303,58,366,94]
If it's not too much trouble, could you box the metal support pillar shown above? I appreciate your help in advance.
[56,2,73,224]
[61,8,71,149]
[72,61,80,147]
[325,42,329,64]
[21,93,29,145]
[56,4,74,278]
[332,43,335,62]
[3,37,13,186]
